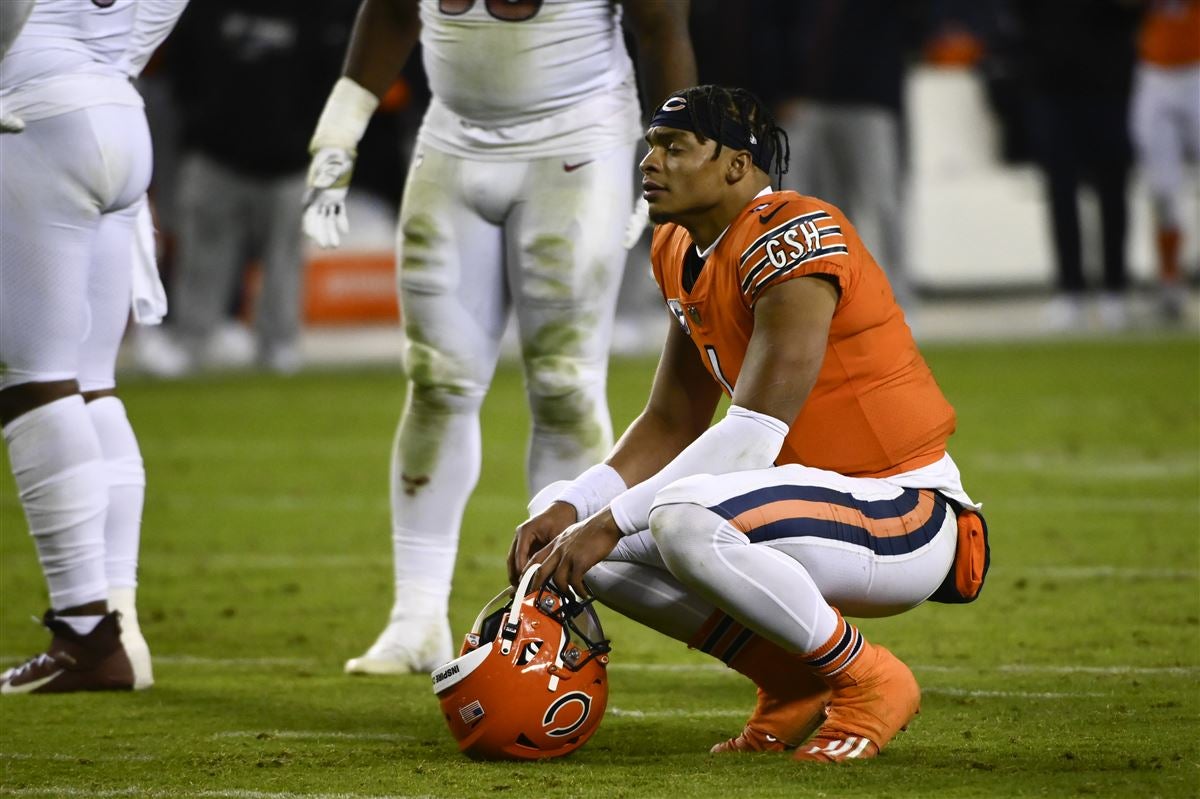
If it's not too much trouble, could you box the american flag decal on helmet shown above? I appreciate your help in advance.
[459,700,485,725]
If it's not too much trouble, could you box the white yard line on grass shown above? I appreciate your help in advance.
[611,662,1200,676]
[1024,566,1198,580]
[155,655,317,667]
[999,496,1199,514]
[609,707,744,718]
[608,683,1105,718]
[997,664,1199,676]
[974,452,1199,480]
[921,687,1106,699]
[0,790,430,799]
[212,731,410,742]
[0,752,156,763]
[4,656,1191,676]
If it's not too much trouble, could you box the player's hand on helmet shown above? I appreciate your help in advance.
[508,501,577,586]
[530,509,623,599]
[302,146,355,248]
[0,112,26,134]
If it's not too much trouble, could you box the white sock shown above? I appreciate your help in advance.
[387,387,484,614]
[59,614,105,636]
[109,585,154,689]
[3,396,109,610]
[86,396,145,589]
[108,585,142,634]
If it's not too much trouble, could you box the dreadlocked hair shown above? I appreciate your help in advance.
[679,84,791,186]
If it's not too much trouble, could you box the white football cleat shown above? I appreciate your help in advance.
[344,615,453,675]
[109,588,153,690]
[120,623,154,690]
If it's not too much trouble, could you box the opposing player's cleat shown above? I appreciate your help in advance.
[793,644,920,763]
[711,682,829,753]
[0,610,134,695]
[344,614,453,675]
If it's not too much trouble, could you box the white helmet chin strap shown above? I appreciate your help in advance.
[502,563,570,692]
[500,563,542,656]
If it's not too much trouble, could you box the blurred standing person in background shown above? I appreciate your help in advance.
[1130,0,1200,321]
[0,0,187,694]
[302,0,695,676]
[1015,0,1143,331]
[163,0,356,374]
[750,0,923,313]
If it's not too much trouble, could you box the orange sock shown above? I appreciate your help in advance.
[689,611,828,745]
[792,610,921,762]
[689,610,802,694]
[800,611,867,686]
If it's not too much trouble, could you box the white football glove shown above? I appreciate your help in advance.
[302,147,355,249]
[623,196,650,250]
[0,112,25,134]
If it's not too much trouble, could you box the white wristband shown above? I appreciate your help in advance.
[553,463,627,522]
[309,77,381,153]
[609,405,789,535]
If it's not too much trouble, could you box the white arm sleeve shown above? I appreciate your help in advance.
[608,405,789,535]
[0,0,35,60]
[119,0,190,78]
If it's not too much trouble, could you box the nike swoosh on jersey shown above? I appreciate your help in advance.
[758,202,789,224]
[0,669,63,694]
[753,202,792,224]
[563,160,594,172]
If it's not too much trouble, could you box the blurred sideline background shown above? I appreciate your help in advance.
[123,0,1200,375]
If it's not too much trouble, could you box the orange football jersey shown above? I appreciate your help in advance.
[1140,0,1200,66]
[650,191,956,478]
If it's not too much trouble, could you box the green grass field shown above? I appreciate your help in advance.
[1,334,1198,799]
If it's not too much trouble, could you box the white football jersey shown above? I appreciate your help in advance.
[0,0,187,121]
[417,0,641,159]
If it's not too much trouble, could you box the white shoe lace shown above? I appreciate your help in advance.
[2,652,55,681]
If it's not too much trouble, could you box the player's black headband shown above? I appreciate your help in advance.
[649,94,774,173]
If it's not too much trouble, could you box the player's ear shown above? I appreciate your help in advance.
[725,150,754,185]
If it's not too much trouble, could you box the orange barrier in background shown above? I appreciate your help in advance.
[303,251,399,324]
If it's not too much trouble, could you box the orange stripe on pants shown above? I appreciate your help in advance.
[729,490,937,539]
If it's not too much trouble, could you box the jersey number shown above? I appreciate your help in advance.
[438,0,544,21]
[704,345,736,395]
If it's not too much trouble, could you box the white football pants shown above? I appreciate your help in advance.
[0,103,151,390]
[586,465,958,655]
[0,103,151,611]
[386,141,635,612]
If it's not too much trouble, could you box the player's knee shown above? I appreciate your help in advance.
[652,473,719,510]
[403,340,487,415]
[525,353,605,431]
[648,500,720,581]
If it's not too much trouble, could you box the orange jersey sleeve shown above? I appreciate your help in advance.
[1140,0,1200,66]
[650,191,956,477]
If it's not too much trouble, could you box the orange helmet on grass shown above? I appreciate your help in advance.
[431,564,610,760]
